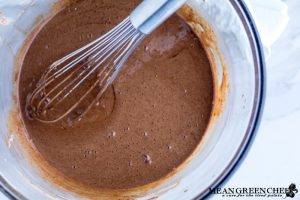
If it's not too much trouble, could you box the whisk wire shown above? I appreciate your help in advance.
[28,17,145,123]
[80,33,146,120]
[34,19,133,106]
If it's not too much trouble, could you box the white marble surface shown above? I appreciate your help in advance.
[0,193,6,200]
[212,0,300,199]
[0,0,299,199]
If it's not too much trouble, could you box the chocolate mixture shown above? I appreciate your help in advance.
[18,0,214,189]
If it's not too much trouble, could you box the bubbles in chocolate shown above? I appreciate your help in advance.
[143,154,152,164]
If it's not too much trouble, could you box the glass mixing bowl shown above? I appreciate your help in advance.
[0,0,265,199]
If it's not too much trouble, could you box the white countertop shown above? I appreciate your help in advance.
[1,0,299,199]
[0,193,6,200]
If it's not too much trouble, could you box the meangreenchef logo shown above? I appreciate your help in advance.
[209,183,298,198]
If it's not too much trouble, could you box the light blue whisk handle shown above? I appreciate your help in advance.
[130,0,187,35]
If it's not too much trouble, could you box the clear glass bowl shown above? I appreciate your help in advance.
[0,0,265,199]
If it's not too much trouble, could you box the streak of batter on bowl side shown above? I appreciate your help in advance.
[7,1,228,199]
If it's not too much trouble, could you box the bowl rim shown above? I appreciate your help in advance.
[0,0,266,199]
[194,0,266,199]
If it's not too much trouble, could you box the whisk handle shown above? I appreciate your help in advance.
[130,0,187,34]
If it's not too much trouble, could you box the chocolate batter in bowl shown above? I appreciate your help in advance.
[19,0,214,189]
[0,0,265,199]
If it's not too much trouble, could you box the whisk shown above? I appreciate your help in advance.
[27,0,187,123]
